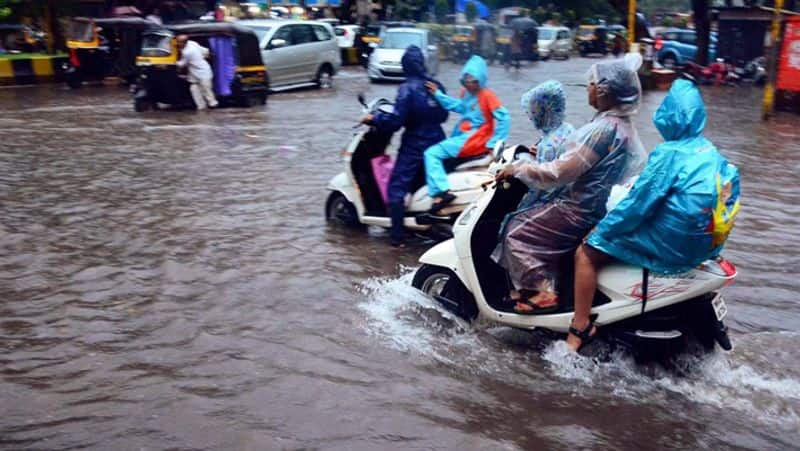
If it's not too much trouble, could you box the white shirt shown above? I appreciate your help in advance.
[177,40,212,82]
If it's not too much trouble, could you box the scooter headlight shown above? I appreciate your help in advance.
[457,204,478,226]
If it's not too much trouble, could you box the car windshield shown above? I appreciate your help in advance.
[365,26,381,36]
[379,31,422,49]
[538,29,555,40]
[68,21,95,42]
[249,26,271,43]
[140,34,172,57]
[499,28,513,38]
[577,28,594,37]
[455,26,472,36]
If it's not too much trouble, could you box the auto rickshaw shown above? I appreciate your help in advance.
[473,22,496,61]
[133,22,268,111]
[357,24,382,67]
[0,24,45,53]
[64,17,156,88]
[450,25,475,63]
[509,17,539,62]
[576,25,609,57]
[494,24,513,65]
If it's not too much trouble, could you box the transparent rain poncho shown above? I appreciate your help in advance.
[492,54,648,296]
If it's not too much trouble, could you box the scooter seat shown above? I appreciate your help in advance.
[444,153,493,173]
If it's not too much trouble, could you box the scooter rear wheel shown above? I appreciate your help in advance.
[325,192,360,227]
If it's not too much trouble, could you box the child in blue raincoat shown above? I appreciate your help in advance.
[567,78,741,352]
[424,55,510,212]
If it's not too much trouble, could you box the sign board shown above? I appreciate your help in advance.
[777,16,800,92]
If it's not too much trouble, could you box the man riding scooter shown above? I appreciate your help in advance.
[362,45,449,247]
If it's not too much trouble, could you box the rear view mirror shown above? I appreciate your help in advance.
[270,38,287,49]
[357,93,367,107]
[427,44,437,53]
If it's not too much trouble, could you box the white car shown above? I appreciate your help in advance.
[538,26,572,60]
[334,25,360,48]
[368,28,439,82]
[240,19,342,90]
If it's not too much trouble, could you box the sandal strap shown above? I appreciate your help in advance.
[568,319,595,341]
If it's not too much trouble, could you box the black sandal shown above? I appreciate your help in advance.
[429,192,457,214]
[568,319,597,352]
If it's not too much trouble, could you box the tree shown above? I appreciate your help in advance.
[691,0,711,65]
[464,1,477,22]
[550,11,561,25]
[434,0,449,23]
[564,9,577,26]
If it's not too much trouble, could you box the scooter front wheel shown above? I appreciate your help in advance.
[412,264,478,321]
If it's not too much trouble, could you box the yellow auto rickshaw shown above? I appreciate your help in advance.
[133,22,268,111]
[450,25,475,63]
[64,17,156,88]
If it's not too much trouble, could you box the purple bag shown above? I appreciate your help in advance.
[371,155,394,205]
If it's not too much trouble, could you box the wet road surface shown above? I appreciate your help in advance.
[1,58,799,450]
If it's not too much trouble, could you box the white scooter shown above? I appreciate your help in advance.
[325,95,494,235]
[412,142,736,361]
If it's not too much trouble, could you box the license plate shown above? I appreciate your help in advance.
[712,294,728,321]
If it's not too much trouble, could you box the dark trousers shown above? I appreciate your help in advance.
[388,150,425,242]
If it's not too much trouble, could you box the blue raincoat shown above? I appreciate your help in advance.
[371,45,449,242]
[587,79,741,274]
[424,55,510,196]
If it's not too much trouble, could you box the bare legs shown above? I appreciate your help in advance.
[566,244,611,351]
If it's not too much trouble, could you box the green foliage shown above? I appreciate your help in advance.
[661,16,674,27]
[550,11,561,25]
[464,1,477,22]
[434,0,449,23]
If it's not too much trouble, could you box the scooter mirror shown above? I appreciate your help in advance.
[357,93,367,108]
[492,140,506,163]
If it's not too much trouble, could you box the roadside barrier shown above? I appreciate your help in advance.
[0,54,68,85]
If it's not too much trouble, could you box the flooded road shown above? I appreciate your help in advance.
[1,58,799,450]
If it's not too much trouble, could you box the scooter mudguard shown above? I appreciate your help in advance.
[419,239,463,277]
[327,173,360,208]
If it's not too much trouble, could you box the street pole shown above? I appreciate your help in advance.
[763,0,785,120]
[628,0,636,46]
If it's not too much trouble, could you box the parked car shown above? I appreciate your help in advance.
[367,28,438,82]
[537,26,571,60]
[334,25,360,48]
[656,28,717,69]
[240,19,341,90]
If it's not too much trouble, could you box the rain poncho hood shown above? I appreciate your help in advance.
[522,79,567,133]
[653,77,707,140]
[401,45,427,78]
[588,53,643,116]
[460,55,488,87]
[587,79,741,274]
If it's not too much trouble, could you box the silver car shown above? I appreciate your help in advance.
[367,28,439,82]
[240,19,342,90]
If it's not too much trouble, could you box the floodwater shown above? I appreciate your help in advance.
[1,59,799,450]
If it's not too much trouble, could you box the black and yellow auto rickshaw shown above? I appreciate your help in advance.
[509,17,539,62]
[494,24,513,65]
[357,24,382,67]
[0,24,45,53]
[133,22,268,111]
[64,17,156,88]
[577,25,609,57]
[450,25,475,63]
[473,21,496,61]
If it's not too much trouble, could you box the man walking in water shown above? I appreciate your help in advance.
[176,35,218,110]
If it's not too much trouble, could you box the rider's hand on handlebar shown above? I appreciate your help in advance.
[425,81,438,95]
[494,165,515,182]
[360,114,374,124]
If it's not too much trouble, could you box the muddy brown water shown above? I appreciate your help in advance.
[1,59,799,450]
